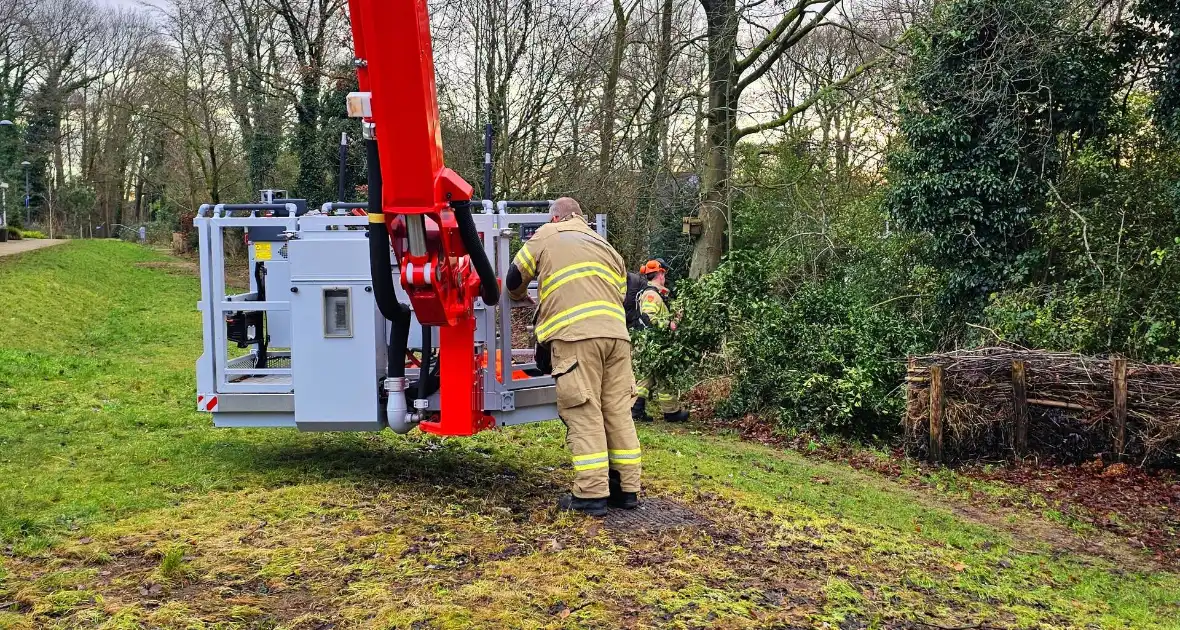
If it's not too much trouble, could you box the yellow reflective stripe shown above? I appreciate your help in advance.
[536,301,626,341]
[639,290,666,316]
[539,308,625,340]
[368,213,385,224]
[540,269,626,301]
[609,447,641,465]
[540,261,625,291]
[541,262,624,296]
[515,245,537,275]
[572,451,609,471]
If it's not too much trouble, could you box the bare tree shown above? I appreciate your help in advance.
[219,0,288,193]
[689,0,890,277]
[152,0,244,207]
[72,9,164,229]
[24,0,99,205]
[599,0,639,176]
[264,0,348,200]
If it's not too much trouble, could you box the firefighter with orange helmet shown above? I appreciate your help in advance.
[632,258,688,422]
[504,197,641,516]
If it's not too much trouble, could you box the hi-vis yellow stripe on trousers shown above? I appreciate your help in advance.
[539,262,626,300]
[609,448,642,465]
[572,451,609,471]
[536,301,626,341]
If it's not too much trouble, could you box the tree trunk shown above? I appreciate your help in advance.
[598,0,628,176]
[690,0,737,279]
[133,152,146,222]
[53,118,65,196]
[633,0,675,264]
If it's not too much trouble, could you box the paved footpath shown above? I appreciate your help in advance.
[0,239,68,258]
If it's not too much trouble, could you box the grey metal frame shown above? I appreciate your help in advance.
[196,204,299,397]
[194,200,608,432]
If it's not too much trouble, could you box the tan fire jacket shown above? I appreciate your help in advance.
[507,216,630,344]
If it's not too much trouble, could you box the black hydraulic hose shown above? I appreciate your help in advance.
[451,201,500,306]
[387,305,411,379]
[254,262,268,369]
[418,324,432,402]
[365,138,412,378]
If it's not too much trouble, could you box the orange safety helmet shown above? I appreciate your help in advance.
[639,258,669,275]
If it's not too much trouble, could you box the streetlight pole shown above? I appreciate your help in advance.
[21,160,30,225]
[1,121,12,242]
[1,182,8,243]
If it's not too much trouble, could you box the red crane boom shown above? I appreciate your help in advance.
[347,0,496,437]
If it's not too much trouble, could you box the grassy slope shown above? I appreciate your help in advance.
[0,241,1175,629]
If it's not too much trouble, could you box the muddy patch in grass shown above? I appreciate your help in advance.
[2,440,1174,628]
[1,481,994,629]
[702,412,1178,571]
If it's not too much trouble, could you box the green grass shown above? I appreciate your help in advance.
[0,240,1177,629]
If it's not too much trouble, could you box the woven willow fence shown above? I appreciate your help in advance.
[905,348,1180,465]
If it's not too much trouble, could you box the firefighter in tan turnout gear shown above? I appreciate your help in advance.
[632,259,689,422]
[504,197,641,516]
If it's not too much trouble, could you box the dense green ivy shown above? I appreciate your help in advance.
[885,0,1119,311]
[634,249,932,436]
[981,97,1180,361]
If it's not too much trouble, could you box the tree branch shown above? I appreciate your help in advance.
[736,51,881,139]
[735,0,817,73]
[737,0,840,96]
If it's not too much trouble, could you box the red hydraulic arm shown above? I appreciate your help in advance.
[347,0,495,436]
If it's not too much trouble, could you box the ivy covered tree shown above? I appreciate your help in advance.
[885,0,1119,310]
[1136,0,1180,137]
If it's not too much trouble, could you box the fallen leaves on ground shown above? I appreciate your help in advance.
[700,412,1180,567]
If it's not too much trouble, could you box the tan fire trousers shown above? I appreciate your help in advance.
[550,337,642,498]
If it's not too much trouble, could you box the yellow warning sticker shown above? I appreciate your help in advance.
[255,242,272,261]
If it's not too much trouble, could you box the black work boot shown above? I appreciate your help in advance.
[663,409,689,423]
[631,397,650,422]
[608,470,639,510]
[557,494,608,517]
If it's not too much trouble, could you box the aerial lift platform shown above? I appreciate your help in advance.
[194,0,606,436]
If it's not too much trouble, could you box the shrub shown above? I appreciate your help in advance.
[634,250,933,436]
[19,230,46,239]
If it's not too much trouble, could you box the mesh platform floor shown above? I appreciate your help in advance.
[604,498,706,531]
[261,355,291,369]
[229,374,292,386]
